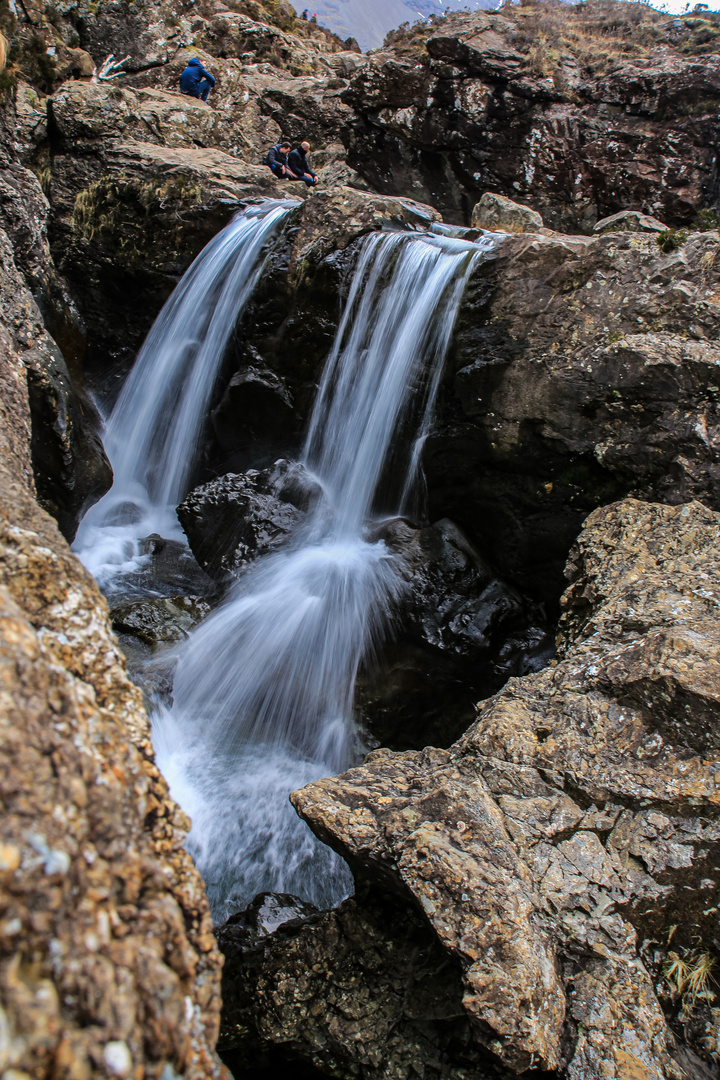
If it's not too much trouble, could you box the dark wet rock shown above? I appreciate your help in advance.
[292,499,720,1079]
[111,594,213,648]
[377,516,534,656]
[110,590,213,701]
[359,516,552,750]
[428,226,720,608]
[177,460,322,580]
[134,532,218,596]
[0,161,112,539]
[217,887,516,1079]
[211,363,295,469]
[217,891,319,951]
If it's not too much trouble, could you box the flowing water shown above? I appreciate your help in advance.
[75,200,496,921]
[74,199,295,594]
[154,230,493,920]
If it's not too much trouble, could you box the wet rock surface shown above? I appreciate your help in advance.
[4,1,720,1075]
[218,887,519,1080]
[431,225,720,606]
[0,157,111,539]
[360,516,553,750]
[177,459,322,580]
[287,499,720,1078]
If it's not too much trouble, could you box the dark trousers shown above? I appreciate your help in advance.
[182,79,213,102]
[288,171,318,187]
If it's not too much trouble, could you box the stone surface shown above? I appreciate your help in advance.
[177,459,322,580]
[471,192,544,234]
[593,209,669,234]
[428,225,720,606]
[341,5,720,229]
[359,516,552,750]
[0,235,229,1078]
[289,499,720,1078]
[0,156,111,539]
[218,888,516,1079]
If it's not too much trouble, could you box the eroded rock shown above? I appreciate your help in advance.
[341,6,720,229]
[177,459,322,580]
[0,229,228,1078]
[471,192,544,234]
[359,516,552,749]
[286,499,720,1078]
[429,226,720,605]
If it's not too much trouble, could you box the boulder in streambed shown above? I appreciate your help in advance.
[471,192,544,234]
[177,459,323,580]
[217,887,517,1079]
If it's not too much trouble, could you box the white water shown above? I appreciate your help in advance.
[74,200,295,592]
[154,229,494,920]
[73,200,496,919]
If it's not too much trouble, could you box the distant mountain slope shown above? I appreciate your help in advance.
[290,0,496,49]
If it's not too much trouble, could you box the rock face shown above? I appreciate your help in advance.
[177,459,322,579]
[219,887,517,1080]
[430,224,720,606]
[360,516,552,749]
[341,4,720,229]
[0,258,228,1078]
[0,153,111,539]
[274,499,720,1078]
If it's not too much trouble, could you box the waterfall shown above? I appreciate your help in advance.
[154,228,495,920]
[73,199,295,589]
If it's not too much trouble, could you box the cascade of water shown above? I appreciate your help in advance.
[155,228,496,921]
[74,200,295,589]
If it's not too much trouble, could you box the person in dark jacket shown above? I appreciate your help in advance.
[265,141,295,179]
[179,57,216,103]
[288,142,319,186]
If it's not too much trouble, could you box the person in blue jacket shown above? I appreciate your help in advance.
[179,57,216,103]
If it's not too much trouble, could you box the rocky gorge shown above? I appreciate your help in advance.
[1,0,720,1078]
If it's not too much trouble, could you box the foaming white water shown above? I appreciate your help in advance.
[73,200,295,592]
[156,229,495,921]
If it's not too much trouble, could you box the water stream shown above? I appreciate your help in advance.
[76,200,496,921]
[74,200,295,593]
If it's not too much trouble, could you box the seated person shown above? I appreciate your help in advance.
[288,141,319,187]
[265,141,294,179]
[179,57,216,103]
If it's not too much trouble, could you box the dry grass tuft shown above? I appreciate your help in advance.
[664,949,717,1009]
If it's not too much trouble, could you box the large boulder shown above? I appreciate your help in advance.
[471,192,543,234]
[177,459,323,580]
[427,225,720,606]
[281,499,720,1078]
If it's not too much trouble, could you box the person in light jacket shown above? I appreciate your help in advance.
[179,57,216,103]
